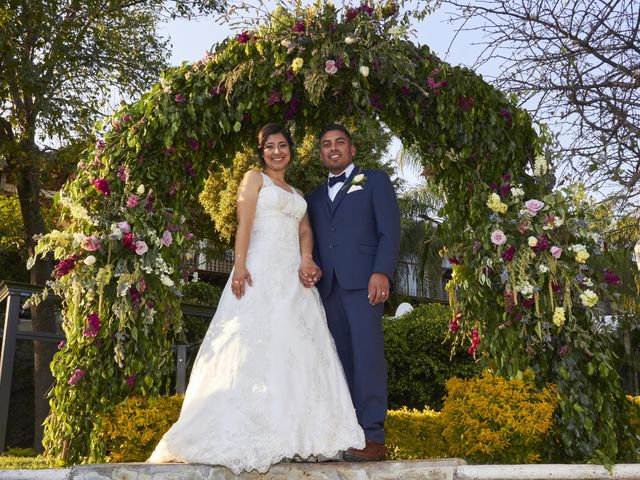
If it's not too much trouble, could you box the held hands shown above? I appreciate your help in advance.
[368,273,389,305]
[232,264,253,299]
[298,257,322,288]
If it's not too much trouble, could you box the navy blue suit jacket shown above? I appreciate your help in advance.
[306,166,401,298]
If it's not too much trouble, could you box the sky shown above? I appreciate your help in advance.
[159,2,490,187]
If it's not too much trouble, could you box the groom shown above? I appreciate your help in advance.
[305,123,400,461]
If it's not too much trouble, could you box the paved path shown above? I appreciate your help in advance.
[2,459,640,479]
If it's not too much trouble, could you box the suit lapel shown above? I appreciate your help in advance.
[329,165,359,216]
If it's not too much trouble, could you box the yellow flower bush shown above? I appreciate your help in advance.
[440,371,558,464]
[385,407,447,460]
[99,395,182,463]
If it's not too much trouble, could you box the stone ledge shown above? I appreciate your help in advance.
[1,460,640,480]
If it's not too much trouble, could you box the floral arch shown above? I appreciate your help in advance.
[32,1,635,466]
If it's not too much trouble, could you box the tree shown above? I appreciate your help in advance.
[439,0,640,209]
[0,0,226,450]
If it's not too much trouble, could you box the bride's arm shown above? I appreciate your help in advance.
[232,170,261,298]
[298,211,322,288]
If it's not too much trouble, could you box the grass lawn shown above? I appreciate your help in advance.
[0,448,53,469]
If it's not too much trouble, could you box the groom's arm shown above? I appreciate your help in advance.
[370,170,401,280]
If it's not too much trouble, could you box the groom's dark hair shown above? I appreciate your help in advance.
[319,123,352,142]
[257,123,295,166]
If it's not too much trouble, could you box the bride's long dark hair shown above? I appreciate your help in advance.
[256,123,295,166]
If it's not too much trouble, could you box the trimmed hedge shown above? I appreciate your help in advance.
[384,303,481,410]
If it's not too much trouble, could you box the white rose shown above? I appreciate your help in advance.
[344,36,358,44]
[137,184,145,195]
[528,236,538,247]
[161,275,174,287]
[84,255,96,266]
[359,66,370,77]
[353,174,365,183]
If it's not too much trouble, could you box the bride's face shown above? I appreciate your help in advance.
[262,133,291,172]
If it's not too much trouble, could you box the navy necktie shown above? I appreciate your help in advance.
[328,173,347,187]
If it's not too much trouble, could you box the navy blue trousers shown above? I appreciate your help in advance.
[322,279,387,444]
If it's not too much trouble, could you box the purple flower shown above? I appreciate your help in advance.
[67,369,85,386]
[284,69,295,82]
[532,235,550,252]
[95,139,106,151]
[284,96,300,121]
[369,94,384,111]
[130,285,141,306]
[146,195,156,212]
[58,340,65,350]
[175,93,186,103]
[186,137,200,150]
[499,108,513,122]
[498,183,512,197]
[117,221,131,234]
[92,178,111,196]
[184,162,196,177]
[267,89,282,106]
[121,114,132,123]
[559,345,570,356]
[603,269,621,286]
[292,20,305,33]
[126,374,137,387]
[164,146,177,156]
[54,256,78,278]
[400,84,411,96]
[501,245,517,262]
[210,84,227,97]
[117,166,129,182]
[84,312,101,337]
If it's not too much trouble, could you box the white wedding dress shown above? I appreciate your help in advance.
[148,173,364,473]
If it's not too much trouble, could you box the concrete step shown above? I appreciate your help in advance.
[1,460,640,480]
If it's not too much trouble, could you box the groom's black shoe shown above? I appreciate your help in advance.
[343,440,386,462]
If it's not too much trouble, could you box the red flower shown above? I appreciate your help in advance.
[449,312,462,332]
[235,30,251,43]
[532,234,549,252]
[92,178,111,196]
[126,374,137,387]
[130,285,141,306]
[458,95,476,111]
[122,233,137,252]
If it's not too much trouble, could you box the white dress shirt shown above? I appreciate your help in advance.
[327,163,355,201]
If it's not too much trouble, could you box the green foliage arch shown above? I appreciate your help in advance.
[31,1,636,465]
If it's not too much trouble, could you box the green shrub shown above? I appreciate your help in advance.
[386,407,447,460]
[384,303,481,410]
[440,371,558,464]
[99,395,182,463]
[628,395,640,439]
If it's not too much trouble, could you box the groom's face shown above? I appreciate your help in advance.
[319,130,356,175]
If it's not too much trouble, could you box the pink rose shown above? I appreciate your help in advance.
[135,241,149,255]
[550,246,562,259]
[126,194,139,209]
[325,59,338,74]
[161,230,173,247]
[92,178,111,196]
[81,235,101,251]
[490,229,507,245]
[524,199,544,216]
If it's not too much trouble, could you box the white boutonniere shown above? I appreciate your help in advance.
[344,171,367,194]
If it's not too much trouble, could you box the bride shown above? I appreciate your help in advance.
[148,123,365,473]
